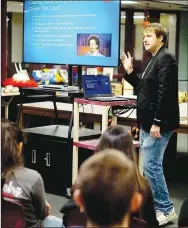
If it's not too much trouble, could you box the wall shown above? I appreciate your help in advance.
[2,0,7,80]
[178,12,188,154]
[11,12,23,63]
[160,13,176,55]
[178,12,188,83]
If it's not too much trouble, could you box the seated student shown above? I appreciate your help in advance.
[1,118,63,228]
[178,197,188,227]
[73,149,143,228]
[95,125,158,227]
[62,125,158,227]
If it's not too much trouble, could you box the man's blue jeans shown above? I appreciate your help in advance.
[140,129,174,213]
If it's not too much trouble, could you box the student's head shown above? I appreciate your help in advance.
[88,35,100,53]
[1,118,24,177]
[73,149,142,227]
[95,125,146,195]
[96,125,135,161]
[142,23,168,55]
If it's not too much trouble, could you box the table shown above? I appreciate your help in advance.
[16,87,83,124]
[19,101,188,182]
[19,101,188,134]
[1,92,20,118]
[18,101,138,128]
[72,98,139,183]
[176,102,188,134]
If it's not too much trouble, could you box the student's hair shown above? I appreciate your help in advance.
[1,118,24,178]
[96,125,134,160]
[143,22,168,46]
[95,125,148,198]
[88,35,100,48]
[76,149,137,226]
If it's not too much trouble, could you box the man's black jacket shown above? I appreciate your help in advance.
[125,46,180,132]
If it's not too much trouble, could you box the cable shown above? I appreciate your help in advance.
[79,104,84,127]
[108,104,136,118]
[79,104,88,127]
[125,108,135,118]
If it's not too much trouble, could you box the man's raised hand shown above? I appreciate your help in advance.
[121,51,133,75]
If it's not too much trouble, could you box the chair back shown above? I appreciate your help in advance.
[2,198,26,228]
[131,217,148,228]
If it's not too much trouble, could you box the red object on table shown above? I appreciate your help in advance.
[3,78,38,87]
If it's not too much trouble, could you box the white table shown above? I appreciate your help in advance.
[72,98,139,183]
[1,92,20,118]
[20,101,188,181]
[20,101,187,131]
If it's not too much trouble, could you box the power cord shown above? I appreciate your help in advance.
[79,104,89,127]
[108,104,136,118]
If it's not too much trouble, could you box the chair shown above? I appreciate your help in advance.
[2,198,26,228]
[60,198,86,227]
[16,87,59,124]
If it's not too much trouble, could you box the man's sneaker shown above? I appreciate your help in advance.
[156,207,177,226]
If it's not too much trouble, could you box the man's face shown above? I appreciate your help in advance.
[143,30,162,54]
[89,39,98,53]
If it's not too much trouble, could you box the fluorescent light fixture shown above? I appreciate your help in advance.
[121,1,138,4]
[121,15,145,19]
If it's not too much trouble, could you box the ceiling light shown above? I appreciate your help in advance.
[121,1,139,4]
[20,3,23,5]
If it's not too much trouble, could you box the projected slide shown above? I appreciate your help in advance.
[23,1,120,67]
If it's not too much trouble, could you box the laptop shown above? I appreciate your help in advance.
[82,75,129,101]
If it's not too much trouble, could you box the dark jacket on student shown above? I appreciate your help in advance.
[132,178,159,227]
[178,197,188,227]
[124,46,179,132]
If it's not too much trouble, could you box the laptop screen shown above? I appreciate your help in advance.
[82,75,112,97]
